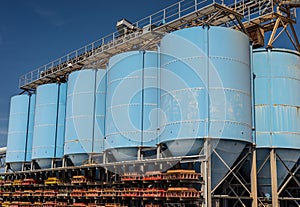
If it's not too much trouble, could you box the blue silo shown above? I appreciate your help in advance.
[105,51,159,161]
[26,94,36,162]
[32,83,67,168]
[253,48,300,197]
[6,94,36,171]
[64,69,106,166]
[159,26,252,188]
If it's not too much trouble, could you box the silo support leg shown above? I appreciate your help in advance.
[103,151,107,164]
[62,157,66,167]
[251,147,258,207]
[156,144,162,159]
[137,147,142,161]
[51,159,55,169]
[203,139,212,207]
[270,148,279,207]
[30,161,34,170]
[5,164,9,173]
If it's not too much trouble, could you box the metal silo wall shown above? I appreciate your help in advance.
[253,48,300,196]
[64,69,106,166]
[94,69,107,155]
[32,83,67,168]
[105,51,159,161]
[25,94,36,162]
[159,26,252,188]
[6,94,35,170]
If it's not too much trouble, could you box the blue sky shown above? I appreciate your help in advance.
[0,0,299,147]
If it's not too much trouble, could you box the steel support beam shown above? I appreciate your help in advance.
[270,148,279,207]
[288,22,300,52]
[212,150,250,193]
[267,17,281,48]
[251,145,258,207]
[203,138,212,207]
[213,148,251,195]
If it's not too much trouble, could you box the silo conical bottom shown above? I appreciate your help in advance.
[211,140,247,189]
[91,153,104,164]
[35,158,52,169]
[257,148,300,197]
[67,153,89,166]
[9,162,23,171]
[164,138,247,189]
[109,147,138,162]
[163,139,204,157]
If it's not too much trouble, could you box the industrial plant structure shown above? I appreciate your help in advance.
[1,0,300,207]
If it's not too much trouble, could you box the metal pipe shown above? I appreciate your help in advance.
[249,44,258,207]
[140,51,146,147]
[53,83,61,159]
[24,94,31,163]
[91,69,98,156]
[103,64,108,157]
[203,24,212,207]
[156,43,161,146]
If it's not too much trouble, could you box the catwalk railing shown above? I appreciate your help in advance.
[18,0,295,90]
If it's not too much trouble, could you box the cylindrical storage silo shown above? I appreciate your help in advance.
[105,51,159,161]
[160,26,252,188]
[64,69,106,166]
[26,94,36,162]
[253,48,300,197]
[6,94,36,171]
[32,83,67,168]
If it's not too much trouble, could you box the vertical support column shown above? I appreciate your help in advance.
[105,167,109,183]
[270,148,279,207]
[103,151,107,164]
[215,199,220,207]
[251,145,258,207]
[137,147,142,161]
[89,153,94,164]
[51,158,55,169]
[30,161,34,170]
[5,164,9,173]
[62,156,66,167]
[250,41,258,207]
[156,144,162,159]
[203,138,212,207]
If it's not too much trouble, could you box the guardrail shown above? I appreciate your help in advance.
[19,0,295,89]
[19,0,215,88]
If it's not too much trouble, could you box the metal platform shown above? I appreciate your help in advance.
[19,0,300,90]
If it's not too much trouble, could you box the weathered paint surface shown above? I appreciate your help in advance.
[32,83,67,168]
[64,69,106,165]
[253,48,300,196]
